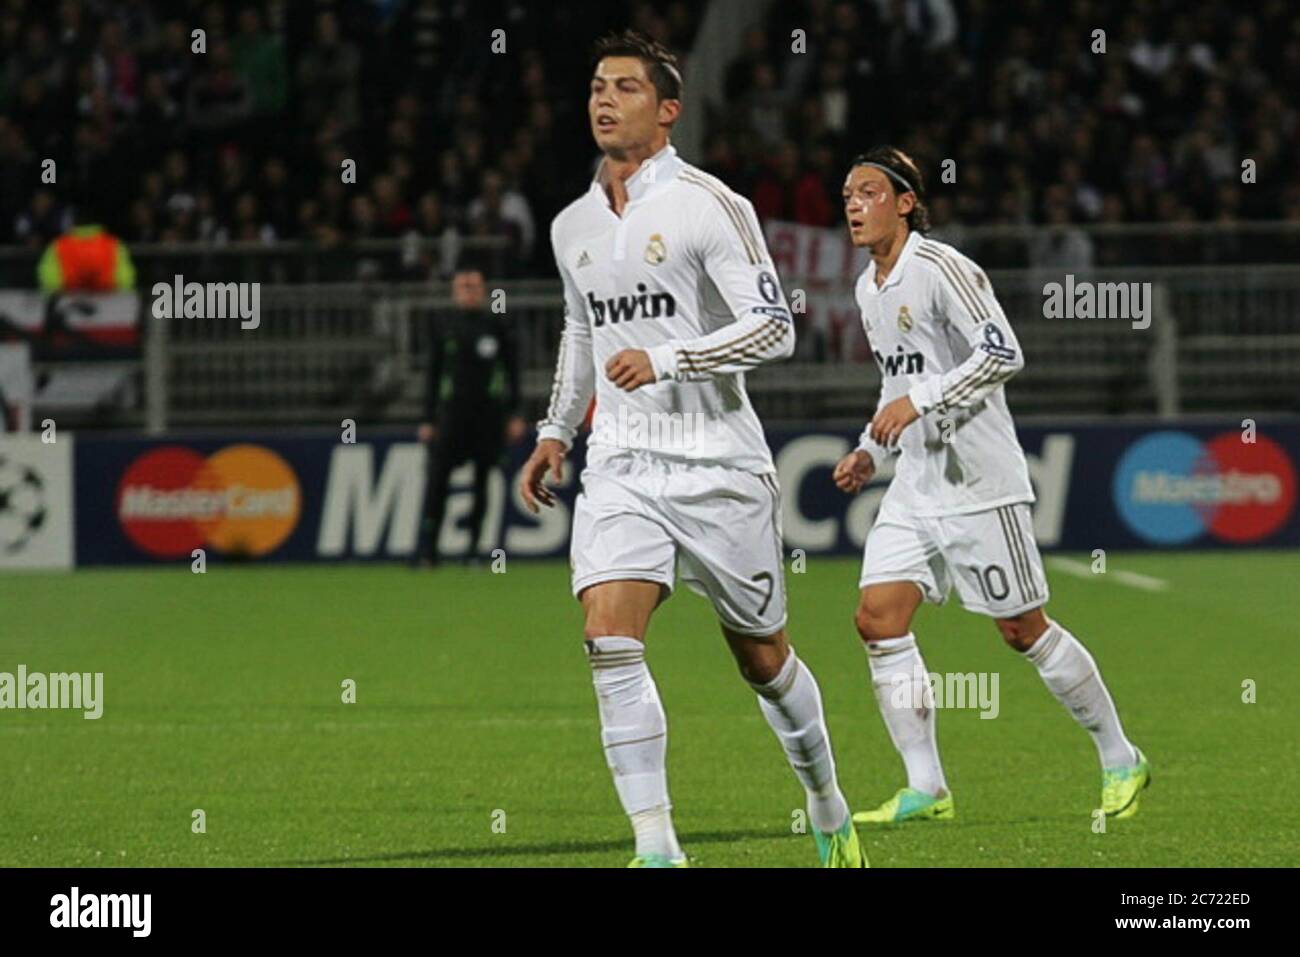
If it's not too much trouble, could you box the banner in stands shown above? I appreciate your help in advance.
[0,290,140,351]
[764,220,872,361]
[65,420,1300,567]
[0,434,75,570]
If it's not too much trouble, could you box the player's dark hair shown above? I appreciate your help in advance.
[852,146,931,234]
[591,29,683,102]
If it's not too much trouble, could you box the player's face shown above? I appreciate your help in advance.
[843,165,910,248]
[589,56,666,156]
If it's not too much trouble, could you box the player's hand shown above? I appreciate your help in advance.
[520,438,567,513]
[869,395,921,447]
[605,349,656,391]
[505,415,527,445]
[417,422,436,443]
[832,449,876,494]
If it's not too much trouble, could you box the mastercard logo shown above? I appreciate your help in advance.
[116,445,301,558]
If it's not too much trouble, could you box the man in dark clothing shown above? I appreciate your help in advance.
[415,266,524,565]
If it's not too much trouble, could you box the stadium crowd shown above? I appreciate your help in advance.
[1,0,1297,281]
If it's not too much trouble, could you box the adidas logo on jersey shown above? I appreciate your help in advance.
[587,284,677,327]
[576,250,592,269]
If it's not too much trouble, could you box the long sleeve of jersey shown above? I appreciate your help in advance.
[907,268,1024,416]
[855,379,897,464]
[645,196,794,382]
[536,252,595,449]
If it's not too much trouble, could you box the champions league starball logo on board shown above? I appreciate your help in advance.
[1112,431,1297,545]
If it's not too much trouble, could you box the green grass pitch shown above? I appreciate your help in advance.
[2,551,1297,867]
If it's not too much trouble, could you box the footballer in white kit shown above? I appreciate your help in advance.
[831,146,1151,826]
[518,29,865,868]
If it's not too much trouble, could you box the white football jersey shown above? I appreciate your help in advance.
[855,231,1034,516]
[537,144,793,474]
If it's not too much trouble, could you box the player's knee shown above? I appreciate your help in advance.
[579,583,659,641]
[582,603,634,641]
[995,609,1049,651]
[583,618,639,641]
[735,651,783,686]
[854,602,909,643]
[730,635,788,685]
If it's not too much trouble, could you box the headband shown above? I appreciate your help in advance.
[661,61,684,94]
[858,161,916,195]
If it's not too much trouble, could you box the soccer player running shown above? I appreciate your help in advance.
[519,29,865,868]
[832,147,1150,825]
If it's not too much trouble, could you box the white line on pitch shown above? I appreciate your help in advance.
[1047,557,1169,591]
[1048,558,1094,579]
[1109,569,1170,591]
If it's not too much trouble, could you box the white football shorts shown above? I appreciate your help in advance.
[860,500,1049,618]
[571,448,787,636]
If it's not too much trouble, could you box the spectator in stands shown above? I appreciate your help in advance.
[402,192,460,280]
[372,174,414,238]
[1029,187,1095,270]
[296,11,361,132]
[150,18,194,104]
[878,0,959,51]
[231,6,287,118]
[259,158,295,238]
[0,0,1297,279]
[740,61,788,149]
[414,263,523,567]
[37,205,136,292]
[93,19,139,113]
[724,26,769,103]
[467,169,534,271]
[14,190,72,250]
[128,197,159,243]
[232,193,274,243]
[187,39,253,130]
[754,141,835,226]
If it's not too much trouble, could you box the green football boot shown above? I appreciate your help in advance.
[627,853,689,868]
[1102,746,1151,819]
[852,787,955,824]
[812,817,868,868]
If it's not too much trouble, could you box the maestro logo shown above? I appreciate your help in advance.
[116,445,301,558]
[1112,431,1296,545]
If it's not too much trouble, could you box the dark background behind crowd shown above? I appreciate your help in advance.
[2,0,1298,282]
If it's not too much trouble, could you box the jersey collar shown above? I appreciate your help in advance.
[590,143,683,208]
[865,230,921,293]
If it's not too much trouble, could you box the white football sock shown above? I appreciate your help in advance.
[749,649,850,834]
[1022,620,1138,769]
[866,633,948,797]
[586,636,681,859]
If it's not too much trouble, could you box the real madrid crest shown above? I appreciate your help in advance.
[644,233,666,265]
[897,305,914,332]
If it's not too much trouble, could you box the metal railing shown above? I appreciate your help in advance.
[113,264,1300,432]
[4,222,1300,289]
[0,235,511,289]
